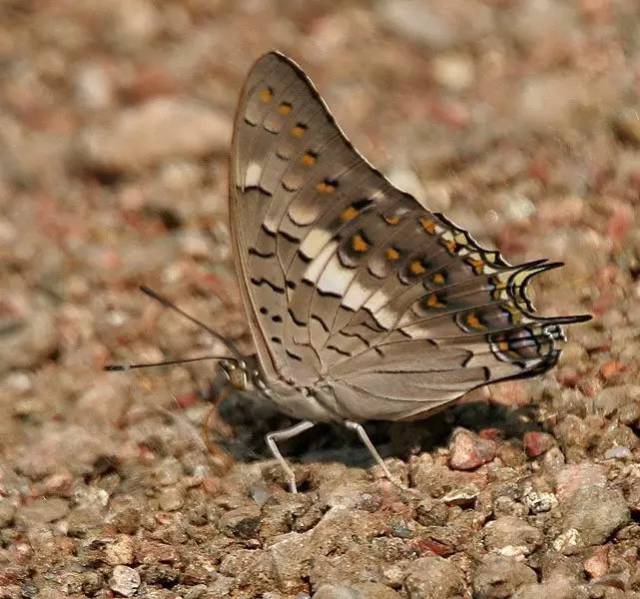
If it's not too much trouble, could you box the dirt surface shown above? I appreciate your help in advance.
[1,1,640,598]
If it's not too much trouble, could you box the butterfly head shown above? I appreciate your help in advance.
[219,355,264,393]
[220,359,249,391]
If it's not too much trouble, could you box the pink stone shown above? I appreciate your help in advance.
[449,428,497,471]
[584,545,609,579]
[523,431,555,457]
[555,463,607,501]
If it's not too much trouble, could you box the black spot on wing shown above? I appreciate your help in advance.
[243,184,273,197]
[288,308,307,327]
[251,277,285,294]
[261,223,277,238]
[326,345,351,357]
[337,330,371,347]
[249,247,275,258]
[279,229,300,243]
[310,314,329,333]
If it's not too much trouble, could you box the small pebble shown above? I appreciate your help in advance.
[449,428,497,470]
[403,556,465,599]
[109,565,141,597]
[473,554,537,599]
[158,487,185,512]
[561,487,629,546]
[523,431,556,457]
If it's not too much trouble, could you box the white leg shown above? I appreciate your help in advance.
[265,420,315,493]
[345,420,407,490]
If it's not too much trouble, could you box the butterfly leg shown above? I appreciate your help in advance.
[345,421,408,491]
[265,420,315,493]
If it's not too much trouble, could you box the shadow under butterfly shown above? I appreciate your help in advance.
[107,51,591,492]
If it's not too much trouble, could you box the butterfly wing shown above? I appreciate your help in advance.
[229,51,589,419]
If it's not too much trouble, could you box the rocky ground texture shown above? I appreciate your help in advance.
[1,1,640,598]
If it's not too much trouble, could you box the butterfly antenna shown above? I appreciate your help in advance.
[105,355,231,372]
[139,286,243,360]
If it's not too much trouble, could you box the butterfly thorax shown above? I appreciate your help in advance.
[220,355,340,422]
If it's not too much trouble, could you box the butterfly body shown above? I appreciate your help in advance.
[228,52,587,424]
[219,51,591,490]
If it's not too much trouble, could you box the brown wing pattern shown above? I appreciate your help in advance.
[229,51,589,415]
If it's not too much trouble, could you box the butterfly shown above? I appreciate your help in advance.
[109,51,590,492]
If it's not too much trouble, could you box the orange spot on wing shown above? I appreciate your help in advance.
[278,102,292,115]
[386,247,400,261]
[351,234,369,253]
[420,217,437,234]
[466,257,485,274]
[466,312,485,330]
[316,180,336,193]
[259,87,273,103]
[441,238,458,255]
[340,206,359,222]
[426,293,445,308]
[291,124,307,138]
[432,272,446,285]
[302,152,317,166]
[384,214,401,225]
[410,260,427,275]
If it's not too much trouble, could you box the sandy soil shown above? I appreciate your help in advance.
[1,1,639,597]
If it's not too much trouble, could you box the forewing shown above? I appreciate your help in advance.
[230,51,401,385]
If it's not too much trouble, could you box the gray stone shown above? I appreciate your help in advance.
[153,457,183,487]
[218,505,261,540]
[403,556,465,599]
[415,496,449,526]
[483,516,543,557]
[555,463,606,501]
[312,584,360,599]
[512,574,583,599]
[103,535,135,566]
[158,487,184,512]
[313,583,400,599]
[561,486,629,546]
[378,0,494,50]
[17,497,69,525]
[109,565,140,597]
[473,554,537,599]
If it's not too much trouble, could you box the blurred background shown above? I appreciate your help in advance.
[1,0,639,595]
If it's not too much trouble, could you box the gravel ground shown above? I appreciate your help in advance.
[1,1,640,598]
